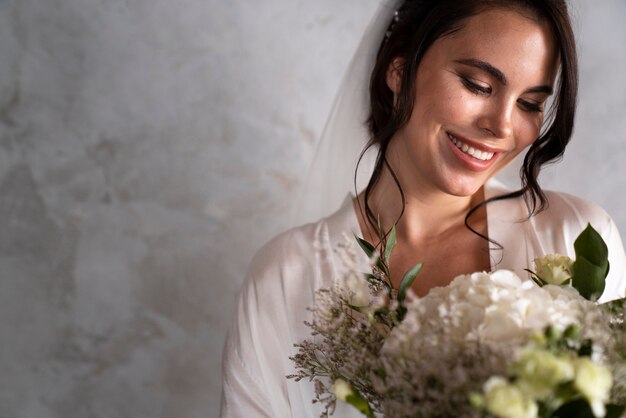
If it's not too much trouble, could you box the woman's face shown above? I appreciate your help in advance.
[387,7,559,198]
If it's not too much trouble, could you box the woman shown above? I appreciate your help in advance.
[221,1,626,416]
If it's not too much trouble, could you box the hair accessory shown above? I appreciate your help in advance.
[385,9,401,40]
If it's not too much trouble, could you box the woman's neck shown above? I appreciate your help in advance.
[356,166,486,246]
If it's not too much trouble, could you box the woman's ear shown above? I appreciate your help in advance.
[386,57,404,94]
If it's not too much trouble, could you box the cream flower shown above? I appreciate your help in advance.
[533,254,574,285]
[345,272,372,307]
[484,377,538,418]
[573,358,612,417]
[512,348,574,399]
[330,378,353,401]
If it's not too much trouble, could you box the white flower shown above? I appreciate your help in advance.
[384,270,590,357]
[533,254,574,285]
[330,378,353,401]
[483,377,538,418]
[345,272,372,307]
[573,358,612,417]
[512,348,574,399]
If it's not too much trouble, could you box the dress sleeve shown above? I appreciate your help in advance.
[220,259,291,417]
[220,289,274,417]
[219,227,319,418]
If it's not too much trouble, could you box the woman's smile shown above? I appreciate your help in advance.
[385,7,558,198]
[445,131,501,172]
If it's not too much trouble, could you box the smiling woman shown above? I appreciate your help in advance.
[220,1,626,417]
[360,7,562,294]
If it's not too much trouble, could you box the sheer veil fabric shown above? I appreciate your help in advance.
[293,0,403,226]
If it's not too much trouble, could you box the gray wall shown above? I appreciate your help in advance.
[0,1,623,417]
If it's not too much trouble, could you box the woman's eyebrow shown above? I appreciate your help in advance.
[525,85,554,95]
[454,58,554,95]
[455,58,507,84]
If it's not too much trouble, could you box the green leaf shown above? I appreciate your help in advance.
[384,225,397,266]
[572,255,607,301]
[355,234,376,258]
[524,268,546,286]
[571,224,610,300]
[355,235,388,276]
[553,401,625,418]
[345,392,375,418]
[551,399,595,418]
[574,224,609,269]
[606,404,626,418]
[398,262,423,304]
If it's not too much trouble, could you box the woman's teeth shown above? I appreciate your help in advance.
[448,133,495,161]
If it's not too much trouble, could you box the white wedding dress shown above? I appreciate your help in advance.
[220,179,626,418]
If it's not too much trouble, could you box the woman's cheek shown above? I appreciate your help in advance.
[439,90,483,122]
[518,113,543,146]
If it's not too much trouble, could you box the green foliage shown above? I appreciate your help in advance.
[384,225,397,267]
[571,224,610,301]
[552,399,625,418]
[398,262,423,304]
[355,235,388,276]
[354,229,423,324]
[345,392,376,418]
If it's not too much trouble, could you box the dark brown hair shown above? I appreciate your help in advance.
[358,0,578,247]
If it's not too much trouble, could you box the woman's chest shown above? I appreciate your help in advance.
[389,229,491,297]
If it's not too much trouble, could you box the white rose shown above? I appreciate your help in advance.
[484,377,538,418]
[533,254,574,285]
[573,358,612,417]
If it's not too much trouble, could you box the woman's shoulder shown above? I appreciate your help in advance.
[486,179,613,231]
[245,196,361,290]
[535,189,613,232]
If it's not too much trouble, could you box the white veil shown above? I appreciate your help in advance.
[293,0,404,226]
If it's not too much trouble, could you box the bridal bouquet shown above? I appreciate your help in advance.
[289,225,626,418]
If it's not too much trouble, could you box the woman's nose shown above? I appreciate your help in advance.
[476,100,514,139]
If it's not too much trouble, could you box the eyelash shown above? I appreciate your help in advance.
[460,76,544,113]
[518,100,543,113]
[461,77,491,95]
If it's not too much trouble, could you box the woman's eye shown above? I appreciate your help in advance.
[461,77,491,95]
[518,99,543,113]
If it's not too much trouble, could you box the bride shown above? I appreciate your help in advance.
[221,1,626,416]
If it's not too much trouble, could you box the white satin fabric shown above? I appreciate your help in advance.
[220,179,626,418]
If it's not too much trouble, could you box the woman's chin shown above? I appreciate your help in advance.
[440,177,486,198]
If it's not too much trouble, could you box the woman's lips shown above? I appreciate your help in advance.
[446,132,504,172]
[448,133,495,161]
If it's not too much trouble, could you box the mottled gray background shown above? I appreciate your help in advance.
[0,1,623,417]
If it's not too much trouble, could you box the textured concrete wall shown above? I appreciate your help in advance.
[0,1,378,417]
[0,1,623,417]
